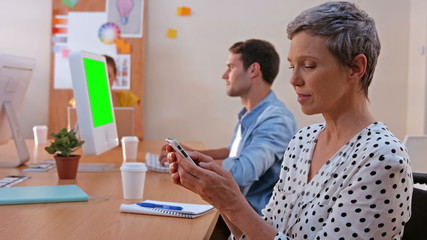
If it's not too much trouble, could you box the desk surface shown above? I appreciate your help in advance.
[0,140,218,240]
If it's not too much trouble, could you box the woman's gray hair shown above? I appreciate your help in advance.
[287,1,381,98]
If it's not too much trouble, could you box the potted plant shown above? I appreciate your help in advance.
[44,128,85,179]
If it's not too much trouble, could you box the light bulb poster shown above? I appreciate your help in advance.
[106,0,144,38]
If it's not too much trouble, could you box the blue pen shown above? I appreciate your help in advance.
[137,202,183,210]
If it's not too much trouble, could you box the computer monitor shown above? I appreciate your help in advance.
[69,51,119,156]
[67,106,135,142]
[0,53,36,167]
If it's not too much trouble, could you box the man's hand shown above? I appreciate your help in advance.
[158,143,169,166]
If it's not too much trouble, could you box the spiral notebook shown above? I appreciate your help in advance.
[120,200,214,219]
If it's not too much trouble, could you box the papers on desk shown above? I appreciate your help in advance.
[0,184,89,205]
[145,153,169,172]
[0,175,31,187]
[23,159,55,172]
[415,183,427,191]
[120,200,214,219]
[23,160,116,172]
[78,163,116,172]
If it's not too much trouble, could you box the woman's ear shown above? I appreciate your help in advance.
[349,54,367,81]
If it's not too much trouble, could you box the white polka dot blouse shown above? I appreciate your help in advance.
[252,122,412,240]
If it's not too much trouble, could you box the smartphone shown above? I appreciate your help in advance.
[165,138,196,165]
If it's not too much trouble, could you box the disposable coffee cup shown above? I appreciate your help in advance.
[120,162,147,199]
[33,125,48,145]
[121,136,139,162]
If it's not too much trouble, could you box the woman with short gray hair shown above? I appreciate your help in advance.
[166,2,412,239]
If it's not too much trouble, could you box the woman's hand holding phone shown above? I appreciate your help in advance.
[165,138,196,165]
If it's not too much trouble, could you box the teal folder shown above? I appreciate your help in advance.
[0,184,89,205]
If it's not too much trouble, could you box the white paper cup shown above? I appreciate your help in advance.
[120,162,147,199]
[33,125,48,145]
[121,136,139,162]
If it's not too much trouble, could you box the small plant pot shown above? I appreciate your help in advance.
[54,155,80,179]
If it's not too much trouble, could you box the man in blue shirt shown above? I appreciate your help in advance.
[160,39,297,214]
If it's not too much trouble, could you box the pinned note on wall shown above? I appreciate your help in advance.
[177,7,191,16]
[166,28,177,39]
[52,17,68,25]
[116,39,132,54]
[52,27,67,34]
[62,0,80,8]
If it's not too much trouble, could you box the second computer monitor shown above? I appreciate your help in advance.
[0,53,35,167]
[69,51,119,156]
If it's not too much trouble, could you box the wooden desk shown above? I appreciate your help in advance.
[0,140,218,240]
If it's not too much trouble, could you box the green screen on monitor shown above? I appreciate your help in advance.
[83,58,114,127]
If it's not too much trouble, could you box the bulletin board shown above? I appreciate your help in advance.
[48,0,145,139]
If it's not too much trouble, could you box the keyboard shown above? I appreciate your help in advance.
[145,152,169,172]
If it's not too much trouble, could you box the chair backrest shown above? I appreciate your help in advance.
[402,137,427,240]
[403,135,427,174]
[402,186,427,240]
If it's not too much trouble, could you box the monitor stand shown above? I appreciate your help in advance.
[0,101,30,168]
[69,120,116,172]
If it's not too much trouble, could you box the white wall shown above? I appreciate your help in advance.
[144,0,410,148]
[407,0,427,134]
[360,0,409,139]
[0,0,52,139]
[0,0,412,149]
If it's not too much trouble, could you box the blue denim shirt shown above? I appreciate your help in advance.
[222,91,297,214]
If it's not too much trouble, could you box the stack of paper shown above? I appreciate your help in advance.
[415,183,427,191]
[78,163,116,172]
[24,160,55,172]
[24,161,116,172]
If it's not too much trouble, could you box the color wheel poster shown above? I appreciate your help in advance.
[53,12,116,89]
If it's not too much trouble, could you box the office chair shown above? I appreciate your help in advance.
[402,173,427,240]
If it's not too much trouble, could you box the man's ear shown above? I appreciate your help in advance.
[349,54,367,81]
[248,62,261,79]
